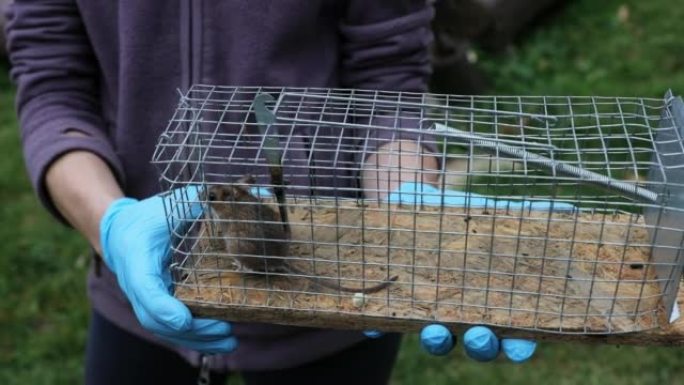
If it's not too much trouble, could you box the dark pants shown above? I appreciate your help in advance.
[85,310,402,385]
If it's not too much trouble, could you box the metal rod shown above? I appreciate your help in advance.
[433,123,659,203]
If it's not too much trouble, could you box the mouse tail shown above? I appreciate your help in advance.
[289,265,398,294]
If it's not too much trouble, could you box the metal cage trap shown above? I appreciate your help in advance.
[152,85,684,338]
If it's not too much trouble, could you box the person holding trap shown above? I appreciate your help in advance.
[5,1,537,384]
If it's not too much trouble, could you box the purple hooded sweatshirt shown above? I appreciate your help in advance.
[5,0,434,372]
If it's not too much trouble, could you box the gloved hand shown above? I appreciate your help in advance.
[99,185,238,354]
[383,181,574,362]
[387,182,575,212]
[420,324,536,362]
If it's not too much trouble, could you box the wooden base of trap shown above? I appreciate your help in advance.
[181,289,684,346]
[182,291,684,346]
[175,201,683,346]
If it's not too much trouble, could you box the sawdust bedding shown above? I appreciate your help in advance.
[175,199,667,334]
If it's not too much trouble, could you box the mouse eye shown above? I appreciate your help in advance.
[208,191,217,201]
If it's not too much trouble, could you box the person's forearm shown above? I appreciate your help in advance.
[361,140,439,200]
[45,151,124,255]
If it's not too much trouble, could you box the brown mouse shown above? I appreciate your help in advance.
[203,175,398,294]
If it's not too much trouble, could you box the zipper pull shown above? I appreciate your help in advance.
[197,354,211,385]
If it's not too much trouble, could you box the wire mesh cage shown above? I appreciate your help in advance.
[152,85,684,336]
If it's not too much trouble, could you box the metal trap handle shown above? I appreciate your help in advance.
[434,123,659,203]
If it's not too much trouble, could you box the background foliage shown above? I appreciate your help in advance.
[1,0,683,383]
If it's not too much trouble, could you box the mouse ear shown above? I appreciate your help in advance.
[237,174,256,185]
[231,175,257,198]
[230,182,251,199]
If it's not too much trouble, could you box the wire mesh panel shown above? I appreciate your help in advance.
[152,85,684,336]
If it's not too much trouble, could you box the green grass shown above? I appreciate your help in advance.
[2,1,684,384]
[476,0,684,97]
[0,63,91,383]
[0,65,87,384]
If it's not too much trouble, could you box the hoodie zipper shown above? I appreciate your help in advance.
[181,0,202,92]
[183,1,212,378]
[181,0,191,92]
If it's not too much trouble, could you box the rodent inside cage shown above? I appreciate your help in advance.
[153,86,684,337]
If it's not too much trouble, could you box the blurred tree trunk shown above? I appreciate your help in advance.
[0,0,8,59]
[471,0,567,52]
[430,0,567,94]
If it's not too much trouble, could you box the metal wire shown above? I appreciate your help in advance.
[433,122,659,203]
[152,85,684,335]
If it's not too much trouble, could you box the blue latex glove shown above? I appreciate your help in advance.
[387,182,570,362]
[421,324,536,363]
[99,185,237,354]
[387,182,575,212]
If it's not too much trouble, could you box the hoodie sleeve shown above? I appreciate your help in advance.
[339,1,440,168]
[5,0,125,224]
